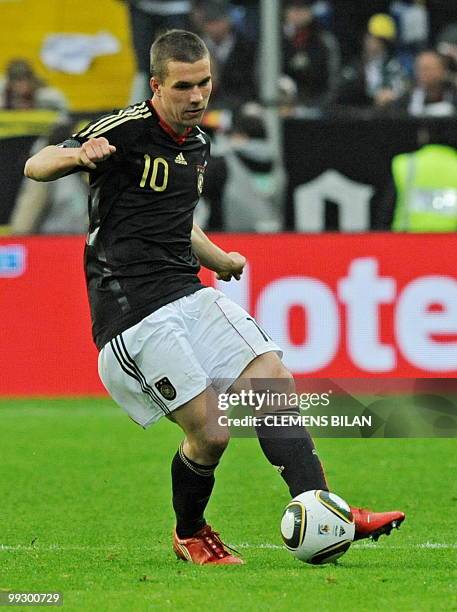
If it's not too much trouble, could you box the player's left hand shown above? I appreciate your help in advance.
[216,252,246,282]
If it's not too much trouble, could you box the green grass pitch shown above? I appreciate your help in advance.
[1,398,456,611]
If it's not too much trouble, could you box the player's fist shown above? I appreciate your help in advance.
[216,251,246,282]
[77,137,116,170]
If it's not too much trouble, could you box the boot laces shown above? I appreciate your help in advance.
[202,529,240,559]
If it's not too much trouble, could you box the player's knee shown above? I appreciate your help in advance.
[199,430,230,461]
[262,358,296,407]
[270,360,295,387]
[257,353,295,384]
[278,364,294,382]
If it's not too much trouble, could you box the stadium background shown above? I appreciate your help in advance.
[0,0,134,110]
[0,3,456,611]
[0,0,456,394]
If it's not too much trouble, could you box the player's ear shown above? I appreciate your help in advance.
[150,77,161,97]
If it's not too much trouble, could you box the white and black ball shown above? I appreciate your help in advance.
[280,490,355,564]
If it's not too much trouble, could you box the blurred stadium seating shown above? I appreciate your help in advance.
[0,0,134,111]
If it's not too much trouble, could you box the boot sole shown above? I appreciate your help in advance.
[370,516,406,542]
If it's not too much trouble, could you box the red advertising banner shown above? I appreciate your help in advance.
[1,234,456,395]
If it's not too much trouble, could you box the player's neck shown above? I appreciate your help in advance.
[151,97,188,136]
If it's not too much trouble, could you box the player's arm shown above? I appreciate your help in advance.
[24,137,116,182]
[191,223,246,281]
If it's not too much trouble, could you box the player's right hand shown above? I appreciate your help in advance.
[77,137,116,170]
[216,251,246,282]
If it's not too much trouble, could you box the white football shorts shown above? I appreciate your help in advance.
[98,287,282,428]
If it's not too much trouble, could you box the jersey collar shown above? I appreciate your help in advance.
[147,99,192,145]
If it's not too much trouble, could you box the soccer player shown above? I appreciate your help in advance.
[24,30,405,565]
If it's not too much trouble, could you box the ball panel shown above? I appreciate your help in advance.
[316,490,354,524]
[309,540,352,565]
[280,501,306,550]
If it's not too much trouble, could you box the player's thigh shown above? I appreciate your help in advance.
[190,288,283,387]
[237,351,294,383]
[98,310,210,428]
[229,352,296,413]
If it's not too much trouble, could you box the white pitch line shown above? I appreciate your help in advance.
[237,543,457,550]
[353,542,457,550]
[1,542,456,552]
[236,542,457,551]
[236,543,284,550]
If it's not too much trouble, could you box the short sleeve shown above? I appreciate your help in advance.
[69,109,140,153]
[57,111,130,173]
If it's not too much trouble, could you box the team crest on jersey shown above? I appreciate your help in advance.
[155,377,177,401]
[196,162,207,196]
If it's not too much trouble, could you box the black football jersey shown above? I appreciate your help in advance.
[63,100,209,350]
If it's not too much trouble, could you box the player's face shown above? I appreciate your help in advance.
[151,58,212,134]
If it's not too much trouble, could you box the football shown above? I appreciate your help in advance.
[280,490,355,564]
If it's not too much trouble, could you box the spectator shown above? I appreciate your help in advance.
[436,23,457,85]
[199,0,257,109]
[377,121,457,231]
[394,49,457,116]
[203,104,285,231]
[312,1,334,31]
[331,0,391,64]
[338,13,408,108]
[426,0,457,47]
[124,0,192,103]
[390,0,429,75]
[282,0,341,109]
[10,121,88,234]
[0,59,67,112]
[230,0,260,42]
[277,75,301,117]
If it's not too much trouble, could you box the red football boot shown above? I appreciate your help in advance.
[351,507,406,541]
[173,525,244,565]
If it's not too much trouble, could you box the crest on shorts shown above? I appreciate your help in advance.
[155,377,177,401]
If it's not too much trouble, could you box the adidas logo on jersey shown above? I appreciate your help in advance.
[175,152,187,165]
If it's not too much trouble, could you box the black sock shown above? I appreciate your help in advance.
[255,412,328,497]
[171,442,218,539]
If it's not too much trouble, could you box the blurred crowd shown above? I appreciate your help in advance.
[2,0,457,234]
[2,0,456,117]
[122,0,457,118]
